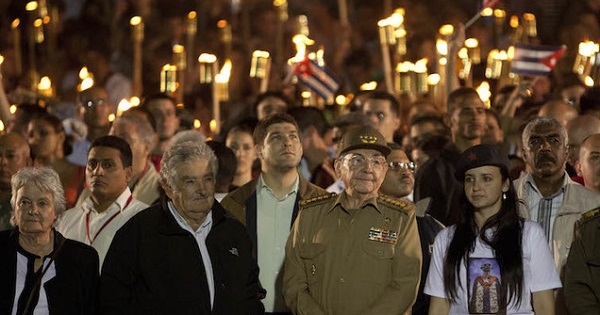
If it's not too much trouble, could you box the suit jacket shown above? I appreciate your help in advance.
[99,196,264,315]
[220,175,326,250]
[0,229,99,315]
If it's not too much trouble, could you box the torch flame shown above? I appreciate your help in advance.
[37,76,51,90]
[117,99,132,116]
[215,59,232,83]
[130,16,142,26]
[0,55,4,65]
[80,77,94,91]
[476,81,492,108]
[11,19,20,28]
[414,59,428,73]
[198,53,217,63]
[79,67,90,80]
[427,73,441,85]
[25,1,38,11]
[360,81,377,90]
[290,34,314,63]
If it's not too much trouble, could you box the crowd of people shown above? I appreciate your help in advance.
[2,0,600,314]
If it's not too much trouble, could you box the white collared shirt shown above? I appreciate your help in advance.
[256,173,299,312]
[55,188,148,269]
[522,172,567,250]
[167,201,215,309]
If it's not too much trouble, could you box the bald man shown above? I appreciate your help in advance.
[0,133,31,230]
[538,99,579,128]
[567,115,600,172]
[577,134,600,194]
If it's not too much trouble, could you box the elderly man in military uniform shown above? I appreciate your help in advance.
[564,206,600,314]
[283,125,422,315]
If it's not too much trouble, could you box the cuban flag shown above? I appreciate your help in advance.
[293,58,340,101]
[511,44,567,76]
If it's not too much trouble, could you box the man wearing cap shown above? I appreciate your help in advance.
[283,125,422,315]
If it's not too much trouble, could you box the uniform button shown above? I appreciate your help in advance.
[378,250,383,256]
[339,277,346,283]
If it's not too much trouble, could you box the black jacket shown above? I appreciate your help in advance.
[99,196,264,315]
[0,229,99,315]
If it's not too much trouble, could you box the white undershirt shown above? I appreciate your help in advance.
[167,201,215,309]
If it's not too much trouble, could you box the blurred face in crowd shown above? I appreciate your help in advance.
[86,146,132,204]
[146,98,180,140]
[226,129,257,178]
[257,122,302,171]
[380,150,414,198]
[164,159,215,230]
[256,97,287,120]
[27,119,65,160]
[363,99,400,143]
[80,87,113,128]
[578,134,600,193]
[448,94,486,142]
[336,149,388,197]
[110,121,151,177]
[0,134,31,190]
[482,112,503,144]
[523,123,568,179]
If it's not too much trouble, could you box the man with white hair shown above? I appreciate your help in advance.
[100,141,263,314]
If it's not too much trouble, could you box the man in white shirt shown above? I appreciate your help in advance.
[100,140,263,314]
[221,113,325,314]
[514,117,600,270]
[56,136,148,268]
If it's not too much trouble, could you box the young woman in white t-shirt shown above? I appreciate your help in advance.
[425,144,561,314]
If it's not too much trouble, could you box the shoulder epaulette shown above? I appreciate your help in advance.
[580,206,600,223]
[299,193,337,207]
[378,194,415,214]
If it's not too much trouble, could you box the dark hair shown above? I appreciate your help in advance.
[447,87,481,113]
[30,112,73,156]
[252,91,292,113]
[253,113,299,145]
[142,93,177,109]
[443,172,524,309]
[205,141,237,192]
[287,106,329,137]
[364,91,401,116]
[580,86,600,115]
[89,135,133,167]
[122,106,158,133]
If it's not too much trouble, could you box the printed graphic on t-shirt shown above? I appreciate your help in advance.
[468,257,501,314]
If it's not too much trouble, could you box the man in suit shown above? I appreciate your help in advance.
[221,113,325,314]
[100,140,263,315]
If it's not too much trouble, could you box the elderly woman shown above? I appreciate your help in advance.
[425,144,561,314]
[0,167,99,314]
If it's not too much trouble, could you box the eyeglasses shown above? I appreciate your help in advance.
[82,99,107,109]
[388,161,416,173]
[342,153,386,169]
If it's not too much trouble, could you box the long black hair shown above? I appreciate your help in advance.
[443,168,524,309]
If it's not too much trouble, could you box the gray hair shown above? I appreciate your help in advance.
[113,116,156,151]
[160,141,218,190]
[168,130,207,149]
[11,167,66,217]
[522,116,569,145]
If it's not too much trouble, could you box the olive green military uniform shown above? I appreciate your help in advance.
[283,191,422,315]
[565,207,600,315]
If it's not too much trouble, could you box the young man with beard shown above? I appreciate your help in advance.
[220,113,325,314]
[514,117,600,314]
[413,87,486,226]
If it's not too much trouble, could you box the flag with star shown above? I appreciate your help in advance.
[511,44,566,76]
[293,58,340,101]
